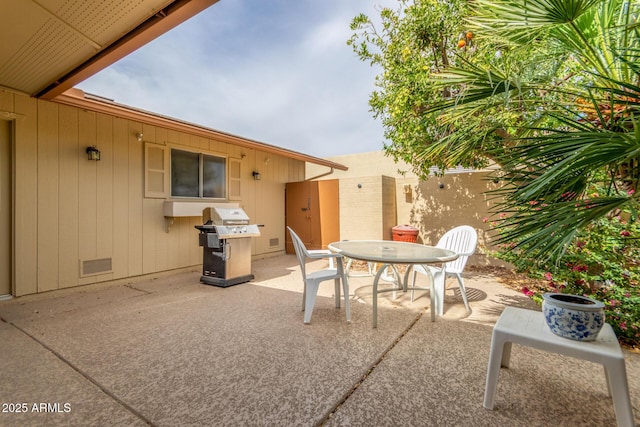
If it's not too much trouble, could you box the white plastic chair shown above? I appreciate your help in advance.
[410,225,477,315]
[287,227,350,324]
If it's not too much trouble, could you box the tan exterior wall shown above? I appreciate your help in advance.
[2,90,304,296]
[395,173,503,266]
[308,151,505,266]
[338,175,397,240]
[382,176,398,240]
[309,151,419,178]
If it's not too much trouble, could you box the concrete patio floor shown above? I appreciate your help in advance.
[1,255,639,426]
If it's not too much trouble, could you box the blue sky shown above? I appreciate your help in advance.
[78,0,396,158]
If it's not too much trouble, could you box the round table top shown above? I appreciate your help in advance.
[328,240,458,264]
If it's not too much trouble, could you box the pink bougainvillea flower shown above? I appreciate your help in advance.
[620,321,627,331]
[620,230,630,237]
[544,272,553,281]
[575,240,586,249]
[628,189,635,196]
[482,217,488,223]
[522,287,534,297]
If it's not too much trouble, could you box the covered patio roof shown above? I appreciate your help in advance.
[0,0,219,99]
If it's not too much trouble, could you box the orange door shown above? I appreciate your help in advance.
[285,180,339,253]
[317,180,339,249]
[285,181,313,253]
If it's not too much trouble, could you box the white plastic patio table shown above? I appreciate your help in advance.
[328,240,457,328]
[484,306,635,427]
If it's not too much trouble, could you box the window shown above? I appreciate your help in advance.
[171,148,226,199]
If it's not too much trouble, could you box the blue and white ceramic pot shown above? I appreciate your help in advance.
[542,293,605,341]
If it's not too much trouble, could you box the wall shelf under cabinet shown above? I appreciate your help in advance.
[163,201,239,232]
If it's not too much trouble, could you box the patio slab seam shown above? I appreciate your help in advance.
[321,309,426,425]
[2,317,152,426]
[2,257,637,426]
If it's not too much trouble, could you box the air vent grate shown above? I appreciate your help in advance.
[269,238,279,247]
[81,258,113,277]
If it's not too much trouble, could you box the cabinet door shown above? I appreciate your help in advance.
[285,180,339,253]
[317,180,339,249]
[285,181,313,253]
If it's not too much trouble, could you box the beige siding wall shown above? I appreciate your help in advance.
[3,91,304,296]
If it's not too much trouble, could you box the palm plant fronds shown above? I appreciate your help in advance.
[493,195,635,264]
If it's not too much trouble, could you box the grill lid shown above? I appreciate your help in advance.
[195,223,261,238]
[203,207,250,225]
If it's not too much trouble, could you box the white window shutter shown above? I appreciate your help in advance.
[228,157,241,200]
[145,143,168,198]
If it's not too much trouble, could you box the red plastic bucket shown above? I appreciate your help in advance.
[392,225,418,243]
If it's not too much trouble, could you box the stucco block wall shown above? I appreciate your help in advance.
[382,176,397,240]
[339,176,396,240]
[2,90,304,296]
[396,173,503,266]
[308,151,506,266]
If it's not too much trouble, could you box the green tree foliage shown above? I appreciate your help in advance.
[352,1,640,344]
[350,0,640,263]
[348,0,481,177]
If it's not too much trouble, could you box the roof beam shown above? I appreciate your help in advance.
[54,89,349,171]
[37,0,219,99]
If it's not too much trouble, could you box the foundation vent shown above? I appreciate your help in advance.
[80,258,113,277]
[269,238,279,247]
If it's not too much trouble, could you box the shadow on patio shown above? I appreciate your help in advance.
[1,255,638,426]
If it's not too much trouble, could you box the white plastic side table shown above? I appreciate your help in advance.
[483,307,635,427]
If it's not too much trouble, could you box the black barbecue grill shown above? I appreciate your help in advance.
[195,206,261,287]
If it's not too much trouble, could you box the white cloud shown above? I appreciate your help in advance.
[78,0,396,157]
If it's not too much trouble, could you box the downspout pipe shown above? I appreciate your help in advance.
[305,167,335,181]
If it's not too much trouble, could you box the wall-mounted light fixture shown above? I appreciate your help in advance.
[403,184,413,201]
[252,171,261,180]
[86,146,100,161]
[136,133,143,142]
